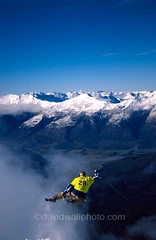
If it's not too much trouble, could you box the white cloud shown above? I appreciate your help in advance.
[0,145,44,240]
[100,52,119,57]
[0,103,42,115]
[0,145,93,240]
[118,0,147,6]
[136,50,156,56]
[122,0,135,3]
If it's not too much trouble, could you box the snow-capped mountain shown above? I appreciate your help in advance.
[0,90,156,108]
[0,90,156,115]
[0,90,156,150]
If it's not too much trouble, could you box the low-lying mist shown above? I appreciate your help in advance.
[0,145,94,240]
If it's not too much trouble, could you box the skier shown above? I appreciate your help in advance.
[45,170,99,204]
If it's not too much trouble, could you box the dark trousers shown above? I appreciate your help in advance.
[52,191,86,204]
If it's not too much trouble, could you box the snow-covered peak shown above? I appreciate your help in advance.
[55,93,107,112]
[0,90,155,115]
[0,94,20,104]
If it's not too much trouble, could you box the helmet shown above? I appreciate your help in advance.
[79,171,86,176]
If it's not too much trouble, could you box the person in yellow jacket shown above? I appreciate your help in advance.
[45,170,99,204]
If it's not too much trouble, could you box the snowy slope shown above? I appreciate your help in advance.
[0,90,156,128]
[0,90,155,110]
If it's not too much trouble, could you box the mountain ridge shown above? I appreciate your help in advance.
[0,90,156,150]
[0,90,156,112]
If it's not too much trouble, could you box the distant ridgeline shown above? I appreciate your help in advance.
[0,90,156,150]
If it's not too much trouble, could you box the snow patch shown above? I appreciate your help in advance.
[22,114,44,128]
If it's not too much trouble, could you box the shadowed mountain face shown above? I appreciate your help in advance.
[89,152,156,239]
[34,92,68,102]
[0,109,156,151]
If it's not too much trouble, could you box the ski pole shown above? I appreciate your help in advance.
[107,183,127,199]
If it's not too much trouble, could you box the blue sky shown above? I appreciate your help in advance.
[0,0,156,94]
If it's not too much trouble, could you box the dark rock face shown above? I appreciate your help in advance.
[88,152,156,239]
[0,109,155,150]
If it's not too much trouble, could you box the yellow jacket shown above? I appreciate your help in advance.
[71,175,94,193]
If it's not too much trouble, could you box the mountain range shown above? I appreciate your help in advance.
[0,90,156,150]
[0,90,156,240]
